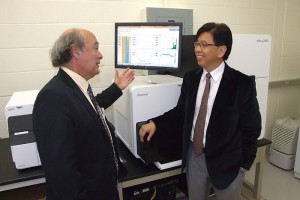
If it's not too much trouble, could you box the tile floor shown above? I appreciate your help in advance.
[251,159,300,200]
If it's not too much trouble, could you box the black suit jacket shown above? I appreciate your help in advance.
[33,69,122,200]
[152,64,261,189]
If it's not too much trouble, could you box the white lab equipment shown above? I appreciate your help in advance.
[113,34,271,170]
[268,117,300,170]
[4,90,41,169]
[113,75,183,170]
[294,128,300,178]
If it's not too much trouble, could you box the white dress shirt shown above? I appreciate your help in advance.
[61,67,95,110]
[190,62,225,146]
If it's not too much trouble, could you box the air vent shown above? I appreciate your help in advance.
[271,117,300,155]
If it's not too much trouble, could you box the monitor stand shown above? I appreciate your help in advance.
[142,74,182,85]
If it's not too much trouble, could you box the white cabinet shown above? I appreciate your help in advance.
[294,129,300,179]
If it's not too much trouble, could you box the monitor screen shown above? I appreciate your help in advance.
[160,35,198,78]
[115,22,182,72]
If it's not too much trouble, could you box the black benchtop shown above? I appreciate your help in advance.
[257,138,272,147]
[0,138,179,187]
[0,137,271,187]
[0,139,44,187]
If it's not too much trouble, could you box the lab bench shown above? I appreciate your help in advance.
[0,137,271,200]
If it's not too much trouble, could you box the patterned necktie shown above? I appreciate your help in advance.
[87,84,119,172]
[193,73,211,156]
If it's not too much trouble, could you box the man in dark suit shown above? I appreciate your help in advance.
[139,23,261,200]
[33,28,134,200]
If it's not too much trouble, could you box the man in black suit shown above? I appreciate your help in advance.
[139,22,261,200]
[33,28,134,200]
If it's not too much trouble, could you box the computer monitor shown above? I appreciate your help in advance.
[162,35,198,78]
[115,22,182,72]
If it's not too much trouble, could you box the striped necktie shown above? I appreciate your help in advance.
[87,84,119,172]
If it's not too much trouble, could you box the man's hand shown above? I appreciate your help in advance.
[139,121,156,142]
[114,68,135,90]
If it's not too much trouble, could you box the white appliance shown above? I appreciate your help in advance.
[114,75,183,170]
[227,34,271,139]
[294,128,300,179]
[114,34,271,170]
[268,117,300,170]
[4,90,41,169]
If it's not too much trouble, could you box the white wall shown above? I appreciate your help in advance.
[1,0,300,139]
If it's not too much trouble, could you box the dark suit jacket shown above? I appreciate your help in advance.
[152,64,261,189]
[33,69,122,200]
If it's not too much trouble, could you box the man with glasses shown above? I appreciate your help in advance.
[139,22,261,200]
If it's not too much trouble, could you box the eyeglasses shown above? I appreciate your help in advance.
[194,42,218,49]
